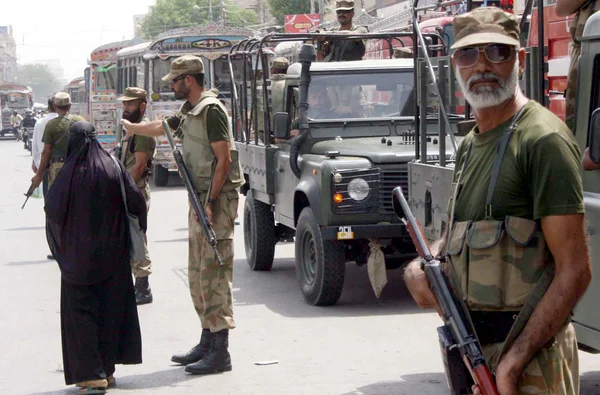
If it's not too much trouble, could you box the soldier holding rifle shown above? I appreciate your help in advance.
[121,55,244,376]
[402,8,591,394]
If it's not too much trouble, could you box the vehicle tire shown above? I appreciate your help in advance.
[295,207,345,306]
[153,164,169,187]
[243,191,276,271]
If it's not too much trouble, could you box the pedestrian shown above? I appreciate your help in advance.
[317,0,368,62]
[45,121,144,394]
[121,55,244,375]
[118,87,156,305]
[556,0,599,131]
[402,7,591,395]
[32,96,59,199]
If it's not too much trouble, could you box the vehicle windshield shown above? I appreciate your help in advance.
[8,93,28,107]
[95,64,117,91]
[152,56,211,93]
[306,71,415,120]
[214,54,251,94]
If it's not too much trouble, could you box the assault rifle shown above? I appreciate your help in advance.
[22,182,36,209]
[161,120,223,266]
[392,186,498,395]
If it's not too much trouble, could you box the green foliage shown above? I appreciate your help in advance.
[17,64,63,102]
[141,0,258,39]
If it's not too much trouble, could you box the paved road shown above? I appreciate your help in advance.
[0,139,598,395]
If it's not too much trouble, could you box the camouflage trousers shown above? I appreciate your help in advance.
[565,43,581,132]
[188,189,238,332]
[131,182,152,278]
[482,323,579,394]
[48,162,64,188]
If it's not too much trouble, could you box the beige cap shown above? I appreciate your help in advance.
[272,57,290,70]
[335,0,354,11]
[452,7,520,50]
[118,87,148,102]
[53,92,71,106]
[162,55,205,82]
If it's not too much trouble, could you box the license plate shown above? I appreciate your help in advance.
[336,226,354,240]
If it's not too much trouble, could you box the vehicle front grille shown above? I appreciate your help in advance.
[379,165,409,215]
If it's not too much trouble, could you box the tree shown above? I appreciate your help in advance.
[268,0,329,24]
[17,64,64,102]
[141,0,258,39]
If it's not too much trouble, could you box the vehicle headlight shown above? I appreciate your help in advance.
[347,178,370,202]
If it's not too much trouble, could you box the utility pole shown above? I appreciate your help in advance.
[209,0,214,21]
[310,0,315,15]
[318,0,324,22]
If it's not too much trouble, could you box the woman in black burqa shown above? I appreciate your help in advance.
[45,121,146,394]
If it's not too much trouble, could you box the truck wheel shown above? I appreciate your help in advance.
[153,165,169,187]
[243,191,276,271]
[295,207,345,306]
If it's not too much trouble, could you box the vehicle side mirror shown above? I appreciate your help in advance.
[273,112,290,140]
[590,108,600,164]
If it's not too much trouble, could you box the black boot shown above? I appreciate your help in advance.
[185,329,232,375]
[135,276,153,305]
[171,329,214,365]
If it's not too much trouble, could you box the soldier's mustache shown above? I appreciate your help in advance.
[467,72,505,90]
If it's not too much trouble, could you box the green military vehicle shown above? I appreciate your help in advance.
[407,4,600,353]
[228,32,454,306]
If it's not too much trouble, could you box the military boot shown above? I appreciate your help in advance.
[185,329,232,375]
[171,329,214,365]
[135,276,153,305]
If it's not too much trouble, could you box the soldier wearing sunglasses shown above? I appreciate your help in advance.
[403,7,590,395]
[316,0,367,62]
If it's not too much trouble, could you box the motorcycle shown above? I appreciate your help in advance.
[22,127,34,153]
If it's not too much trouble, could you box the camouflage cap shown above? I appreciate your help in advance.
[393,47,413,58]
[336,0,354,11]
[452,7,520,50]
[118,87,147,102]
[53,92,71,106]
[272,57,290,70]
[162,55,205,82]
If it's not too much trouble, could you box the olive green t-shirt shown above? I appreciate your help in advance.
[450,101,584,222]
[42,115,85,158]
[167,102,229,143]
[121,129,156,186]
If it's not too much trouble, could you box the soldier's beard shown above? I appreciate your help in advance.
[456,62,519,110]
[122,109,141,123]
[173,84,190,100]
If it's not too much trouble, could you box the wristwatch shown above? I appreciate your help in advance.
[207,197,217,205]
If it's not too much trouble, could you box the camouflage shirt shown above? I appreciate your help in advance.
[324,25,368,62]
[450,100,584,222]
[571,0,600,44]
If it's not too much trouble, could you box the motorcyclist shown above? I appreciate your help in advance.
[21,110,37,150]
[10,110,23,140]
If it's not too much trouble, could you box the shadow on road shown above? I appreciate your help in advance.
[340,372,448,395]
[6,259,53,266]
[232,257,428,318]
[581,370,600,394]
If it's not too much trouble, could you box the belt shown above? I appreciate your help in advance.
[470,311,518,345]
[51,156,66,163]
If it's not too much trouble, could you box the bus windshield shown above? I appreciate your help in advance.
[95,64,117,91]
[152,56,211,93]
[8,93,28,107]
[306,71,415,121]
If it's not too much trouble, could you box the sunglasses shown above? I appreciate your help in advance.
[453,44,515,68]
[172,74,188,83]
[336,9,352,14]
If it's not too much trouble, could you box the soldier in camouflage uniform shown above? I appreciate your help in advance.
[118,87,156,305]
[402,8,591,395]
[121,55,244,376]
[257,57,289,143]
[556,0,600,131]
[317,0,368,62]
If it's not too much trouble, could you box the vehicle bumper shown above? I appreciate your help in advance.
[320,223,407,241]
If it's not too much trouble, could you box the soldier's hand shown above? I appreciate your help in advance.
[31,174,43,189]
[403,259,441,315]
[121,119,134,136]
[494,352,523,395]
[206,203,214,225]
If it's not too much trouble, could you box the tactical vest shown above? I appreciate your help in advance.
[179,91,244,193]
[571,0,600,44]
[445,108,552,312]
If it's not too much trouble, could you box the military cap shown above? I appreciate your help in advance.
[393,47,413,58]
[452,7,520,50]
[162,55,205,82]
[272,57,290,70]
[118,87,148,102]
[336,0,354,11]
[53,92,71,106]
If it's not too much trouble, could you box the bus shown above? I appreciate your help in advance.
[0,83,33,136]
[88,38,140,151]
[64,76,89,120]
[141,22,256,186]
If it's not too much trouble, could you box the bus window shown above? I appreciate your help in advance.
[214,55,249,93]
[96,64,117,91]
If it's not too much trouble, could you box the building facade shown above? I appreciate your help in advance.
[0,26,18,82]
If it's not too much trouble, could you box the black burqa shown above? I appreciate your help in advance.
[45,121,146,385]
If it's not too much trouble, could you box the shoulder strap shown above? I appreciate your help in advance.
[110,155,130,217]
[484,105,528,219]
